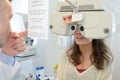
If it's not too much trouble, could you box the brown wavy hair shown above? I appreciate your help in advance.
[67,39,113,70]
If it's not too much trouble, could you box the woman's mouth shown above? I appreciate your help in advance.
[76,37,84,39]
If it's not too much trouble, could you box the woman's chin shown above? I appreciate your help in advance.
[76,41,85,45]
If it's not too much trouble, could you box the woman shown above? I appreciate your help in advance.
[57,28,113,80]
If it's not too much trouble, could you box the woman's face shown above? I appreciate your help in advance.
[74,29,92,46]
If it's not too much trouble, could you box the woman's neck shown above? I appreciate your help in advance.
[79,43,93,59]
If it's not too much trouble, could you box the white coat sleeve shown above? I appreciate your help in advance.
[0,60,20,80]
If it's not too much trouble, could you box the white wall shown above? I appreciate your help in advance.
[111,26,120,80]
[33,0,68,75]
[11,0,28,14]
[102,0,120,80]
[11,0,66,76]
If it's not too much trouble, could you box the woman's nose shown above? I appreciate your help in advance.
[75,28,80,34]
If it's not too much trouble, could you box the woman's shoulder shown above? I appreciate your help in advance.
[60,49,72,62]
[101,62,113,73]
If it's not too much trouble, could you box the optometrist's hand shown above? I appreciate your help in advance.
[1,31,27,56]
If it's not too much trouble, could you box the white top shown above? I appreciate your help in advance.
[57,53,112,80]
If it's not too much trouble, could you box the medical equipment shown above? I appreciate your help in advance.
[50,0,112,39]
[36,66,45,80]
